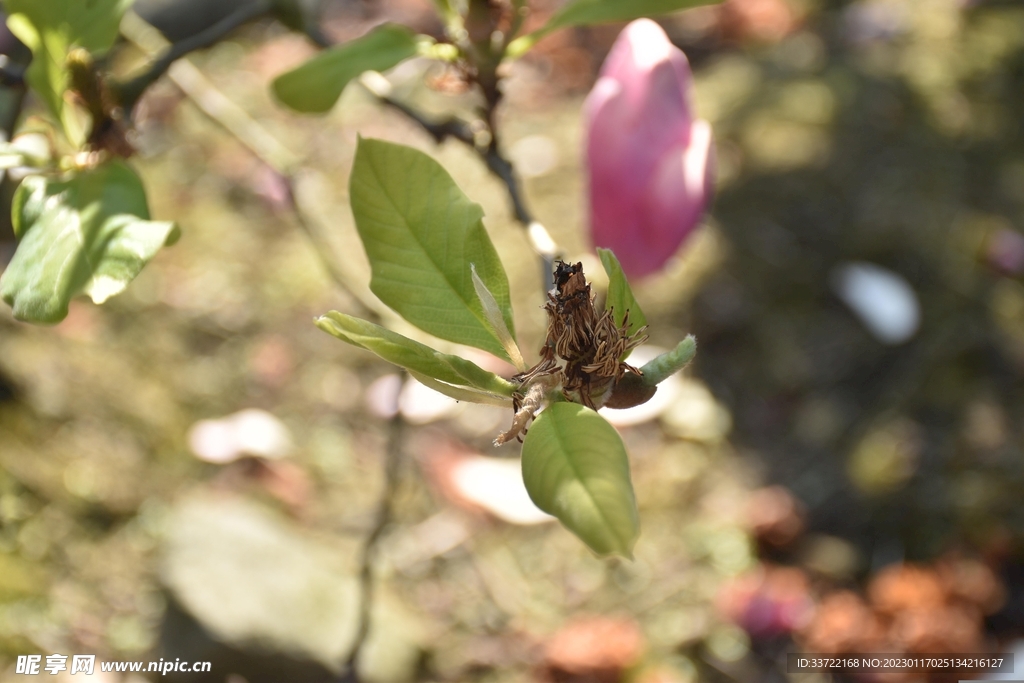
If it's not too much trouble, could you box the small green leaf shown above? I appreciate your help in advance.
[272,24,421,113]
[408,371,512,407]
[507,0,717,56]
[521,403,639,558]
[316,311,515,401]
[471,263,526,371]
[598,248,646,340]
[6,0,134,142]
[0,161,179,324]
[0,142,28,170]
[349,137,517,361]
[640,335,696,386]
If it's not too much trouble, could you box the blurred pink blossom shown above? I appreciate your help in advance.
[585,19,715,279]
[986,228,1024,276]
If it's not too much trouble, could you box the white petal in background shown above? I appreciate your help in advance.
[663,380,733,443]
[831,261,921,345]
[365,374,463,424]
[383,510,473,572]
[420,439,554,527]
[188,409,293,463]
[365,374,403,419]
[508,134,560,178]
[448,456,554,525]
[399,376,463,425]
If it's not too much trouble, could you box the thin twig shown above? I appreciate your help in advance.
[119,10,390,319]
[343,402,405,679]
[116,0,273,113]
[357,73,560,288]
[485,139,531,224]
[377,96,475,146]
[277,177,369,306]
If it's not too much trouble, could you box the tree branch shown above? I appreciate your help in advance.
[358,73,560,289]
[119,10,390,319]
[116,0,273,113]
[376,94,476,147]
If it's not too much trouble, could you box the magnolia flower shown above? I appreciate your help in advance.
[585,19,715,280]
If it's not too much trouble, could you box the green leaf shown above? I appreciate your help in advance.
[272,24,422,113]
[598,248,646,340]
[316,311,515,402]
[6,0,134,142]
[471,263,525,371]
[5,0,133,53]
[349,137,517,361]
[506,0,717,56]
[0,161,179,324]
[0,141,29,170]
[521,403,639,558]
[640,335,696,386]
[408,371,512,407]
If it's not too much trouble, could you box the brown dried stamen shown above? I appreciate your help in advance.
[494,261,649,445]
[544,262,647,409]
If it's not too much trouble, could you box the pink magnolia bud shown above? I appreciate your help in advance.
[585,19,715,280]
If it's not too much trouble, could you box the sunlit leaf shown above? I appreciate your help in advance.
[349,137,517,361]
[272,24,422,113]
[316,311,515,401]
[408,371,512,407]
[0,142,28,170]
[0,161,179,324]
[598,247,647,340]
[521,402,640,557]
[471,263,526,371]
[6,0,134,142]
[506,0,718,57]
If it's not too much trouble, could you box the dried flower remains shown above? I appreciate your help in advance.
[495,261,648,445]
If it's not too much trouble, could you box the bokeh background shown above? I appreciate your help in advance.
[1,0,1024,681]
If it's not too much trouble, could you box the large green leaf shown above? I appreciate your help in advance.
[6,0,134,142]
[521,402,639,558]
[349,137,516,361]
[272,24,422,113]
[598,248,646,340]
[507,0,717,56]
[316,311,515,402]
[0,161,179,324]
